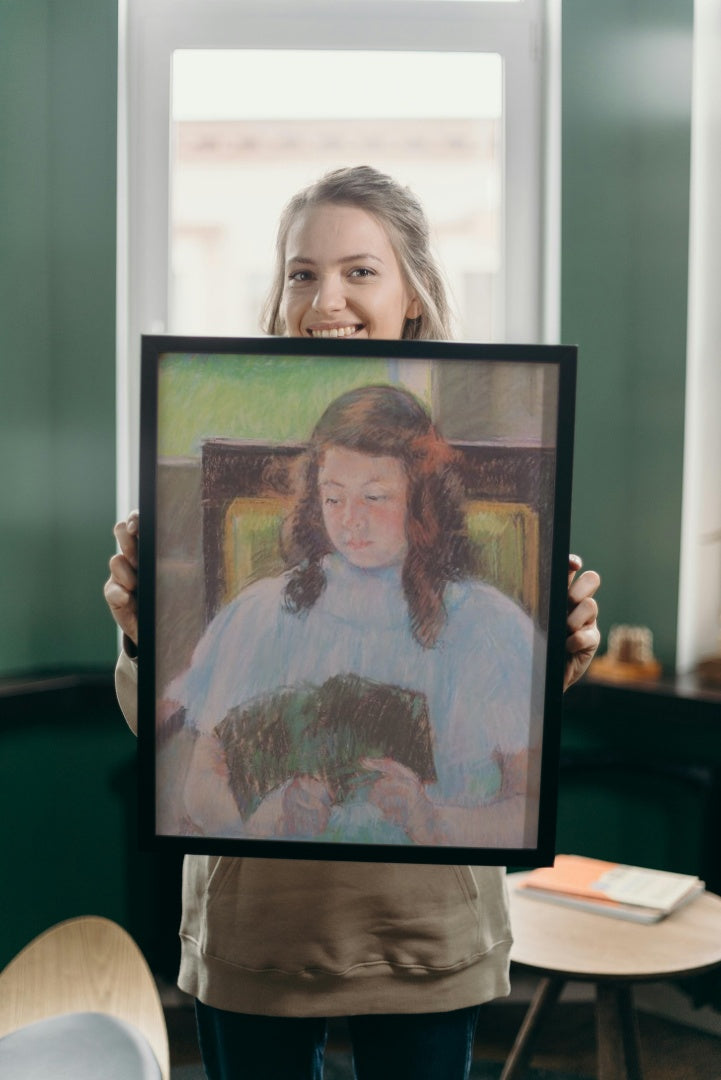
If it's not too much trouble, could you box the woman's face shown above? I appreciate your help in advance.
[281,203,421,340]
[318,446,409,569]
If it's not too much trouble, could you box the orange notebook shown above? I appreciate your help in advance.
[517,854,704,923]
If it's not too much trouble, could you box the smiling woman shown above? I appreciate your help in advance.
[263,166,449,341]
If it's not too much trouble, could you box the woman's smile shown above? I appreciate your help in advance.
[307,323,364,339]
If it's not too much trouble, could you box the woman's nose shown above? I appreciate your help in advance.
[313,274,345,314]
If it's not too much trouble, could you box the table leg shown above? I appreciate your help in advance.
[499,976,565,1080]
[596,982,643,1080]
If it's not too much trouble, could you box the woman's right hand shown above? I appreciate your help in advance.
[103,510,139,646]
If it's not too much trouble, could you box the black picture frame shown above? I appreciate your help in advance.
[138,335,576,865]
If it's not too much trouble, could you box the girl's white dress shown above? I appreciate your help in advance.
[167,552,542,848]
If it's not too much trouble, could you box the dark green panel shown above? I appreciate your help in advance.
[0,682,184,975]
[556,770,707,877]
[562,0,693,668]
[0,0,118,674]
[559,682,721,889]
[0,1,55,671]
[0,686,130,967]
[47,0,118,667]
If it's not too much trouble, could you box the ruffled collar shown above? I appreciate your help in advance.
[315,553,410,630]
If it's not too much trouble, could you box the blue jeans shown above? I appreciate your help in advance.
[195,1000,481,1080]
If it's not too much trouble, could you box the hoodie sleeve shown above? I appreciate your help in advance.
[115,647,139,736]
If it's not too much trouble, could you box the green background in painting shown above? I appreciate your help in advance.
[157,353,392,457]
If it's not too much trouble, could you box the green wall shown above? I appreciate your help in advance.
[562,0,693,669]
[0,0,118,675]
[0,0,694,676]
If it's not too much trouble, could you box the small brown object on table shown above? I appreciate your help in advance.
[503,872,721,1080]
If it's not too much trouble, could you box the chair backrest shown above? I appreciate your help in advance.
[0,916,170,1080]
[201,437,554,623]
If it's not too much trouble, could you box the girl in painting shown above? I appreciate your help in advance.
[171,382,539,849]
[106,166,600,1080]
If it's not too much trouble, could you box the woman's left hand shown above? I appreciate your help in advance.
[565,554,601,691]
[361,758,435,842]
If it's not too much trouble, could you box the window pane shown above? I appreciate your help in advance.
[170,49,503,340]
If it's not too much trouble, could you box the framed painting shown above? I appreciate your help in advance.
[138,335,576,865]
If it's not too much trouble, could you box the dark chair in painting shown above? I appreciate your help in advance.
[200,438,556,627]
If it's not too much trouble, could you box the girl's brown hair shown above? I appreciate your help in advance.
[262,165,454,341]
[282,385,472,648]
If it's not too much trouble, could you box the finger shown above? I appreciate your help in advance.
[103,580,139,641]
[361,757,415,781]
[113,527,138,568]
[103,578,131,612]
[113,513,139,567]
[566,594,599,634]
[566,624,601,657]
[291,775,329,798]
[360,757,393,773]
[567,553,583,588]
[108,552,138,592]
[568,569,601,607]
[289,775,335,806]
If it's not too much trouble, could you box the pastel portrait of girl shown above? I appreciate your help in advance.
[157,380,543,852]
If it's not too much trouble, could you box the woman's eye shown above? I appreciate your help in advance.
[349,267,375,279]
[288,270,313,283]
[324,496,341,506]
[365,493,387,503]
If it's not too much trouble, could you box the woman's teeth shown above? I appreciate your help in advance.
[310,325,360,338]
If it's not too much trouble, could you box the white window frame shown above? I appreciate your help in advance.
[117,0,559,511]
[677,0,721,674]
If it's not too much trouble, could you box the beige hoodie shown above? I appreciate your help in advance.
[116,650,512,1016]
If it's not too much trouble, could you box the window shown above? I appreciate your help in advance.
[170,49,503,341]
[118,0,557,509]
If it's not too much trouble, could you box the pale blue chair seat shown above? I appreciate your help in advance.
[0,1011,162,1079]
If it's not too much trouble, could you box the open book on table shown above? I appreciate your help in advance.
[515,854,705,923]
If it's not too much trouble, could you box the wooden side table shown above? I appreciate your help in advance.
[503,873,721,1080]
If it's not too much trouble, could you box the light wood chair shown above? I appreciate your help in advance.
[0,915,170,1079]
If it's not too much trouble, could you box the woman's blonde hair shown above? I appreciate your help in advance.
[261,165,454,341]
